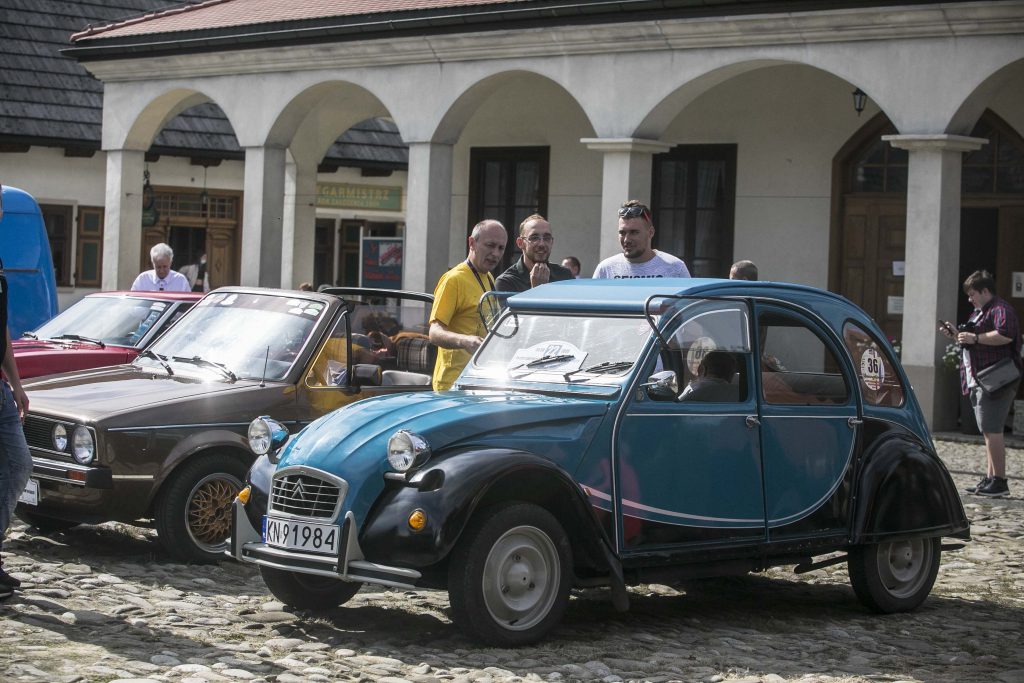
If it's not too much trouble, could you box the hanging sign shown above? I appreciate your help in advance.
[360,237,403,290]
[316,183,402,211]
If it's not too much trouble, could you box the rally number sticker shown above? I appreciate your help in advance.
[860,348,884,391]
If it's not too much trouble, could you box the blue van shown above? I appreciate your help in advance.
[0,185,59,338]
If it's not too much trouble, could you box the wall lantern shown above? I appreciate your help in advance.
[852,88,868,117]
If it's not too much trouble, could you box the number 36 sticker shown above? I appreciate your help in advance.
[860,348,884,391]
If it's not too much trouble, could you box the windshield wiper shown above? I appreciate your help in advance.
[171,355,237,382]
[563,360,634,380]
[52,334,105,348]
[509,353,577,371]
[140,349,173,375]
[21,331,37,339]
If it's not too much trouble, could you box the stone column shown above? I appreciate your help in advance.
[404,142,453,294]
[883,134,987,430]
[281,161,317,289]
[240,145,287,287]
[102,149,145,290]
[580,138,672,262]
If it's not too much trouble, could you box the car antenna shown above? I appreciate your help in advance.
[259,346,270,387]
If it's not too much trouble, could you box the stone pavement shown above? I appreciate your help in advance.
[1,439,1022,683]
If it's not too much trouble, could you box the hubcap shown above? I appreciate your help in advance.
[481,525,559,631]
[876,538,932,598]
[187,473,242,550]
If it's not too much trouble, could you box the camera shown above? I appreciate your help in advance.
[958,321,976,333]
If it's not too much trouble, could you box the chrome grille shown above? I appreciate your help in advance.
[270,473,342,518]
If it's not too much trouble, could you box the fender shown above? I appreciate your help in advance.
[359,447,627,606]
[144,428,253,510]
[852,432,969,544]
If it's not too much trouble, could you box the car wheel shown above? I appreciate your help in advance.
[447,502,571,647]
[847,537,940,613]
[259,566,362,610]
[154,453,247,563]
[15,507,79,532]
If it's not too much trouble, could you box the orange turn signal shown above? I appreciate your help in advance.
[235,486,251,505]
[408,509,427,532]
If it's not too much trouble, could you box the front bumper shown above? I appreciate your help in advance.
[228,499,421,590]
[30,454,112,488]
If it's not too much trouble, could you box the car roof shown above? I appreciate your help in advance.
[506,278,853,313]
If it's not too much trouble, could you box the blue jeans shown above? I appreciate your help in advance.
[0,381,32,547]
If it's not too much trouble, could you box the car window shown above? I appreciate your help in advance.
[306,295,434,389]
[31,296,172,347]
[145,293,322,381]
[665,302,751,403]
[842,322,905,407]
[759,311,849,405]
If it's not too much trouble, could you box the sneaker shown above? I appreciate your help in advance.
[965,476,992,494]
[0,565,20,589]
[977,476,1010,498]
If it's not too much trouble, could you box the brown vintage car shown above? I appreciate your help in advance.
[16,286,436,562]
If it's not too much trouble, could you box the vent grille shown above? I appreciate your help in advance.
[270,473,342,518]
[23,415,75,456]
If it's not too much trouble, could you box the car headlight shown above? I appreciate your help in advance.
[52,424,68,451]
[248,416,288,456]
[387,430,431,472]
[71,426,95,465]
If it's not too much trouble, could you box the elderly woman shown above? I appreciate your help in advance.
[939,270,1021,498]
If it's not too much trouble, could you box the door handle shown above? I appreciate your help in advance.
[745,415,760,429]
[848,417,863,428]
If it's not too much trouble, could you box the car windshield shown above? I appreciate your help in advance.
[465,313,653,386]
[141,292,323,381]
[30,296,173,348]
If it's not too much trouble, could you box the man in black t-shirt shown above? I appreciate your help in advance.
[495,214,575,293]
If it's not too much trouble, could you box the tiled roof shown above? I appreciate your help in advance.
[1,0,407,167]
[72,0,536,40]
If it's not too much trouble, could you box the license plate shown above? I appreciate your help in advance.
[18,478,39,506]
[263,516,340,555]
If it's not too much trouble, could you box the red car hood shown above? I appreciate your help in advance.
[12,339,138,379]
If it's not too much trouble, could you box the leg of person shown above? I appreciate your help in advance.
[965,387,993,493]
[975,381,1014,498]
[0,381,32,588]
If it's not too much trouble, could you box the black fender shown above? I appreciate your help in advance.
[242,453,275,530]
[359,447,628,607]
[853,432,970,544]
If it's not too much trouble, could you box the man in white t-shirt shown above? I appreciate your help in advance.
[131,243,191,292]
[592,200,691,279]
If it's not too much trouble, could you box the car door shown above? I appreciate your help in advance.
[755,304,861,543]
[614,299,765,554]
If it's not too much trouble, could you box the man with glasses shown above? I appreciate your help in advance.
[131,243,191,292]
[593,199,690,279]
[0,186,33,600]
[495,214,575,293]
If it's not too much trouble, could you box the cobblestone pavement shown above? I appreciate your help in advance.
[1,439,1022,683]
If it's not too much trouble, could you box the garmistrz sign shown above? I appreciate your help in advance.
[316,183,402,211]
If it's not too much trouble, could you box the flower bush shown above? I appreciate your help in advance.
[888,337,902,359]
[942,342,961,372]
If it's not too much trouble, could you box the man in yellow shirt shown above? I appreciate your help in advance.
[428,219,507,390]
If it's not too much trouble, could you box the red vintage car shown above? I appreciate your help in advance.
[13,291,201,379]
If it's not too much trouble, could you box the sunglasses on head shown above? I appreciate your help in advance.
[618,205,650,221]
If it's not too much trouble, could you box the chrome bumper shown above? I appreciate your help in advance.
[30,455,112,488]
[228,499,421,590]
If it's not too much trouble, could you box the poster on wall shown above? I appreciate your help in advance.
[360,236,403,290]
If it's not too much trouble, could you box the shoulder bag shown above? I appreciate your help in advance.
[975,356,1021,393]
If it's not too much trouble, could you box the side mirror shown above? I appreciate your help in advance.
[352,363,382,387]
[642,370,678,400]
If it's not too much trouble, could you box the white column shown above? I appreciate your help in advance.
[240,146,287,287]
[581,138,672,263]
[883,134,987,430]
[404,142,453,294]
[102,149,145,290]
[280,161,317,289]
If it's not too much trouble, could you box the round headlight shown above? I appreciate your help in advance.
[248,416,288,456]
[52,424,68,451]
[71,426,95,465]
[248,418,272,455]
[387,430,431,472]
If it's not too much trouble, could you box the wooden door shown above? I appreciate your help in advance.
[839,197,906,340]
[996,205,1024,334]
